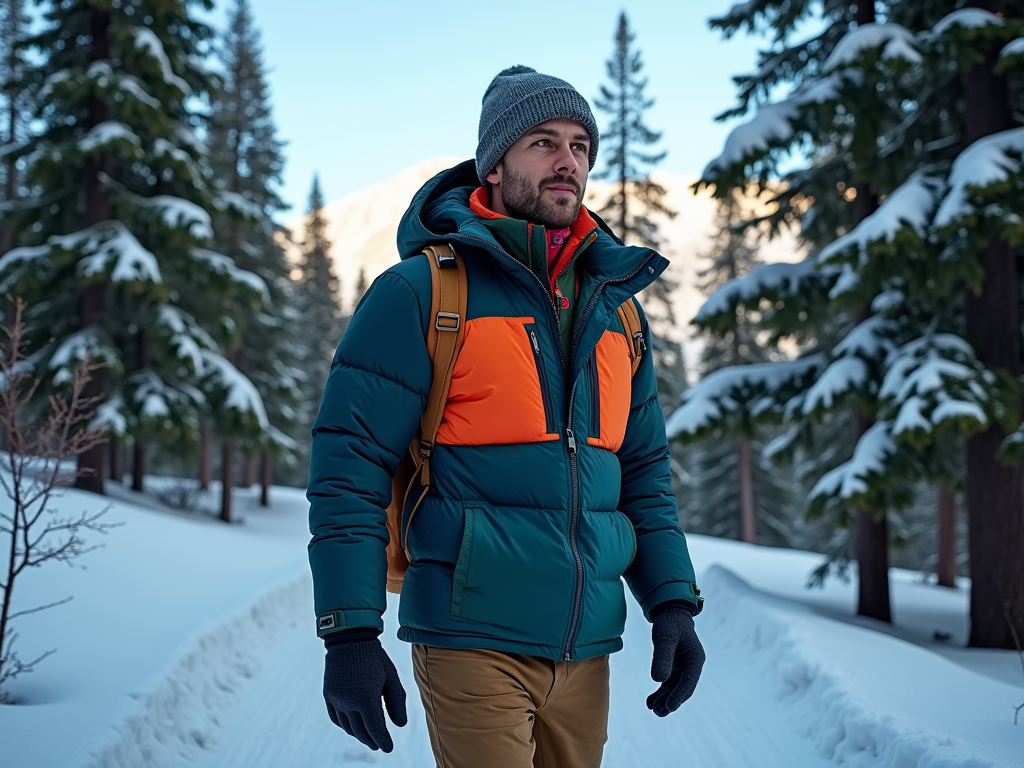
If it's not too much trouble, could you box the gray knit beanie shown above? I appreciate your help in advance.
[476,65,599,186]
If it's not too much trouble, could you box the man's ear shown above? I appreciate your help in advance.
[485,160,502,186]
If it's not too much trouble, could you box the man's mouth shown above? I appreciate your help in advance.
[546,184,577,195]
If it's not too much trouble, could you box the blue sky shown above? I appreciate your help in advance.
[206,1,767,214]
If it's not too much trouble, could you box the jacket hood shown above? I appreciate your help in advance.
[396,160,666,285]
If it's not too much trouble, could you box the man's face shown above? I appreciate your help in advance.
[486,118,591,229]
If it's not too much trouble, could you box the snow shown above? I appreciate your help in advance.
[3,482,1020,767]
[931,9,1004,37]
[818,172,942,265]
[834,315,897,359]
[92,395,128,436]
[192,248,270,302]
[55,221,162,285]
[1001,37,1024,59]
[48,328,121,385]
[871,289,904,312]
[811,420,897,500]
[823,23,921,72]
[156,304,215,372]
[703,76,840,177]
[141,195,213,239]
[934,127,1024,229]
[667,356,825,438]
[200,351,269,428]
[802,356,869,413]
[76,121,140,152]
[216,190,263,219]
[115,74,161,110]
[129,27,192,95]
[695,257,819,322]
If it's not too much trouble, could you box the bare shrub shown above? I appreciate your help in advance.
[0,298,118,699]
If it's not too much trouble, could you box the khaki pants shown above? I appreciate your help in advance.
[411,645,610,768]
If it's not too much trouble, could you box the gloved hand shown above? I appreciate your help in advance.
[323,628,408,752]
[646,602,705,717]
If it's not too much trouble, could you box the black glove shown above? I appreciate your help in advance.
[323,628,408,752]
[647,602,705,717]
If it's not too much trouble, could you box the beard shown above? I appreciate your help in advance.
[500,166,584,229]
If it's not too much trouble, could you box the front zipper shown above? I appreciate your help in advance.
[457,232,657,663]
[525,323,556,434]
[561,248,657,662]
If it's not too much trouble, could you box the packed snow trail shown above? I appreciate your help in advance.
[183,590,836,768]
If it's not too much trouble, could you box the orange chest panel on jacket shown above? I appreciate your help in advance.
[588,330,632,452]
[435,316,560,446]
[435,316,633,451]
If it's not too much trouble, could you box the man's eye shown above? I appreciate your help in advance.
[535,139,550,147]
[573,144,588,153]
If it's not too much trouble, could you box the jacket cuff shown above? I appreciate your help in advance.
[316,608,385,637]
[641,581,703,621]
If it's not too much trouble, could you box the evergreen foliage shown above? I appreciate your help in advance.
[0,0,268,494]
[594,11,674,250]
[208,0,300,485]
[683,0,1024,646]
[296,174,341,453]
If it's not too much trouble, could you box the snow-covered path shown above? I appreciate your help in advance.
[4,484,1021,768]
[187,590,834,768]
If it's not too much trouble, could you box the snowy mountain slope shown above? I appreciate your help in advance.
[284,158,804,350]
[3,482,1020,768]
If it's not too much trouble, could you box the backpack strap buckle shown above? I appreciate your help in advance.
[425,243,458,269]
[436,311,460,332]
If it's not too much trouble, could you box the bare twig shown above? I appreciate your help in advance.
[0,297,113,696]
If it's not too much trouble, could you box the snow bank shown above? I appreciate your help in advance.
[701,565,1023,768]
[84,575,309,768]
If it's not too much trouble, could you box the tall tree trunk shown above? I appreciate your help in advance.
[220,440,235,523]
[937,485,957,588]
[260,449,271,507]
[132,441,145,493]
[737,440,756,544]
[109,439,123,482]
[848,0,890,621]
[74,9,112,495]
[241,456,255,488]
[962,2,1024,650]
[199,420,212,490]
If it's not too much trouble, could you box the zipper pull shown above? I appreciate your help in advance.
[566,428,577,454]
[634,331,647,354]
[530,330,541,354]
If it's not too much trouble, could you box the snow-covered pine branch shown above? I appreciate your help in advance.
[666,356,825,441]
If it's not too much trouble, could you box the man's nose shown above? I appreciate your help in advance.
[553,144,579,176]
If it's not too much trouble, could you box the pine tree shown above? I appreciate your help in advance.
[208,0,299,515]
[0,0,267,497]
[685,0,1024,645]
[594,11,674,249]
[296,174,341,462]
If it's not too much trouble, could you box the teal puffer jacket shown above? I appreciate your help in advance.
[307,161,701,661]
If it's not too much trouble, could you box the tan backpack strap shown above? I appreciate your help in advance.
[401,243,466,553]
[616,298,646,378]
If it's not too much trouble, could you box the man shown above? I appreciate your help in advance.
[308,65,705,768]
